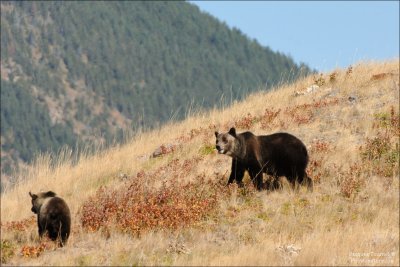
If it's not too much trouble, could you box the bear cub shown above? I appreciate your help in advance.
[29,191,71,246]
[215,127,313,191]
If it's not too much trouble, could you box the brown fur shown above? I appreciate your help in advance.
[29,191,71,246]
[215,127,313,191]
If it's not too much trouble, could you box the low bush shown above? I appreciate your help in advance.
[81,158,226,236]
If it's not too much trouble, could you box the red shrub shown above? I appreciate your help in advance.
[81,158,226,235]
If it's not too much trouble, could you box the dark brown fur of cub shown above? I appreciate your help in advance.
[29,191,71,246]
[215,127,313,191]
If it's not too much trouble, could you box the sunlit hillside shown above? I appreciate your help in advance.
[1,60,399,266]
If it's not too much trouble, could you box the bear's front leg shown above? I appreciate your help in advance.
[38,218,44,238]
[228,159,245,187]
[248,168,264,190]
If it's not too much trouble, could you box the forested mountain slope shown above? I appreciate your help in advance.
[0,1,310,177]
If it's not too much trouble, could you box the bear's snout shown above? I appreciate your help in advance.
[216,145,225,154]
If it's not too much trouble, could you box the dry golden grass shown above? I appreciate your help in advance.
[1,59,399,266]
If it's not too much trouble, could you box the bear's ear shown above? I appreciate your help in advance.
[228,127,236,137]
[29,192,37,200]
[44,191,56,198]
[214,131,219,138]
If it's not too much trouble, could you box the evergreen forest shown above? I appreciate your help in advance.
[0,1,311,178]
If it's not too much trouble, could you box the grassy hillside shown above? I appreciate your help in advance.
[0,1,310,177]
[1,60,399,266]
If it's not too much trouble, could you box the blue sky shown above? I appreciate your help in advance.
[191,1,399,72]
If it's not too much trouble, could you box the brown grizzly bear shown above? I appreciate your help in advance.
[215,127,313,191]
[29,191,71,246]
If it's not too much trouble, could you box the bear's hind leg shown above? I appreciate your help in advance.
[287,174,300,191]
[304,175,313,192]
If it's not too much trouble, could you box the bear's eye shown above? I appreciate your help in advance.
[222,136,227,143]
